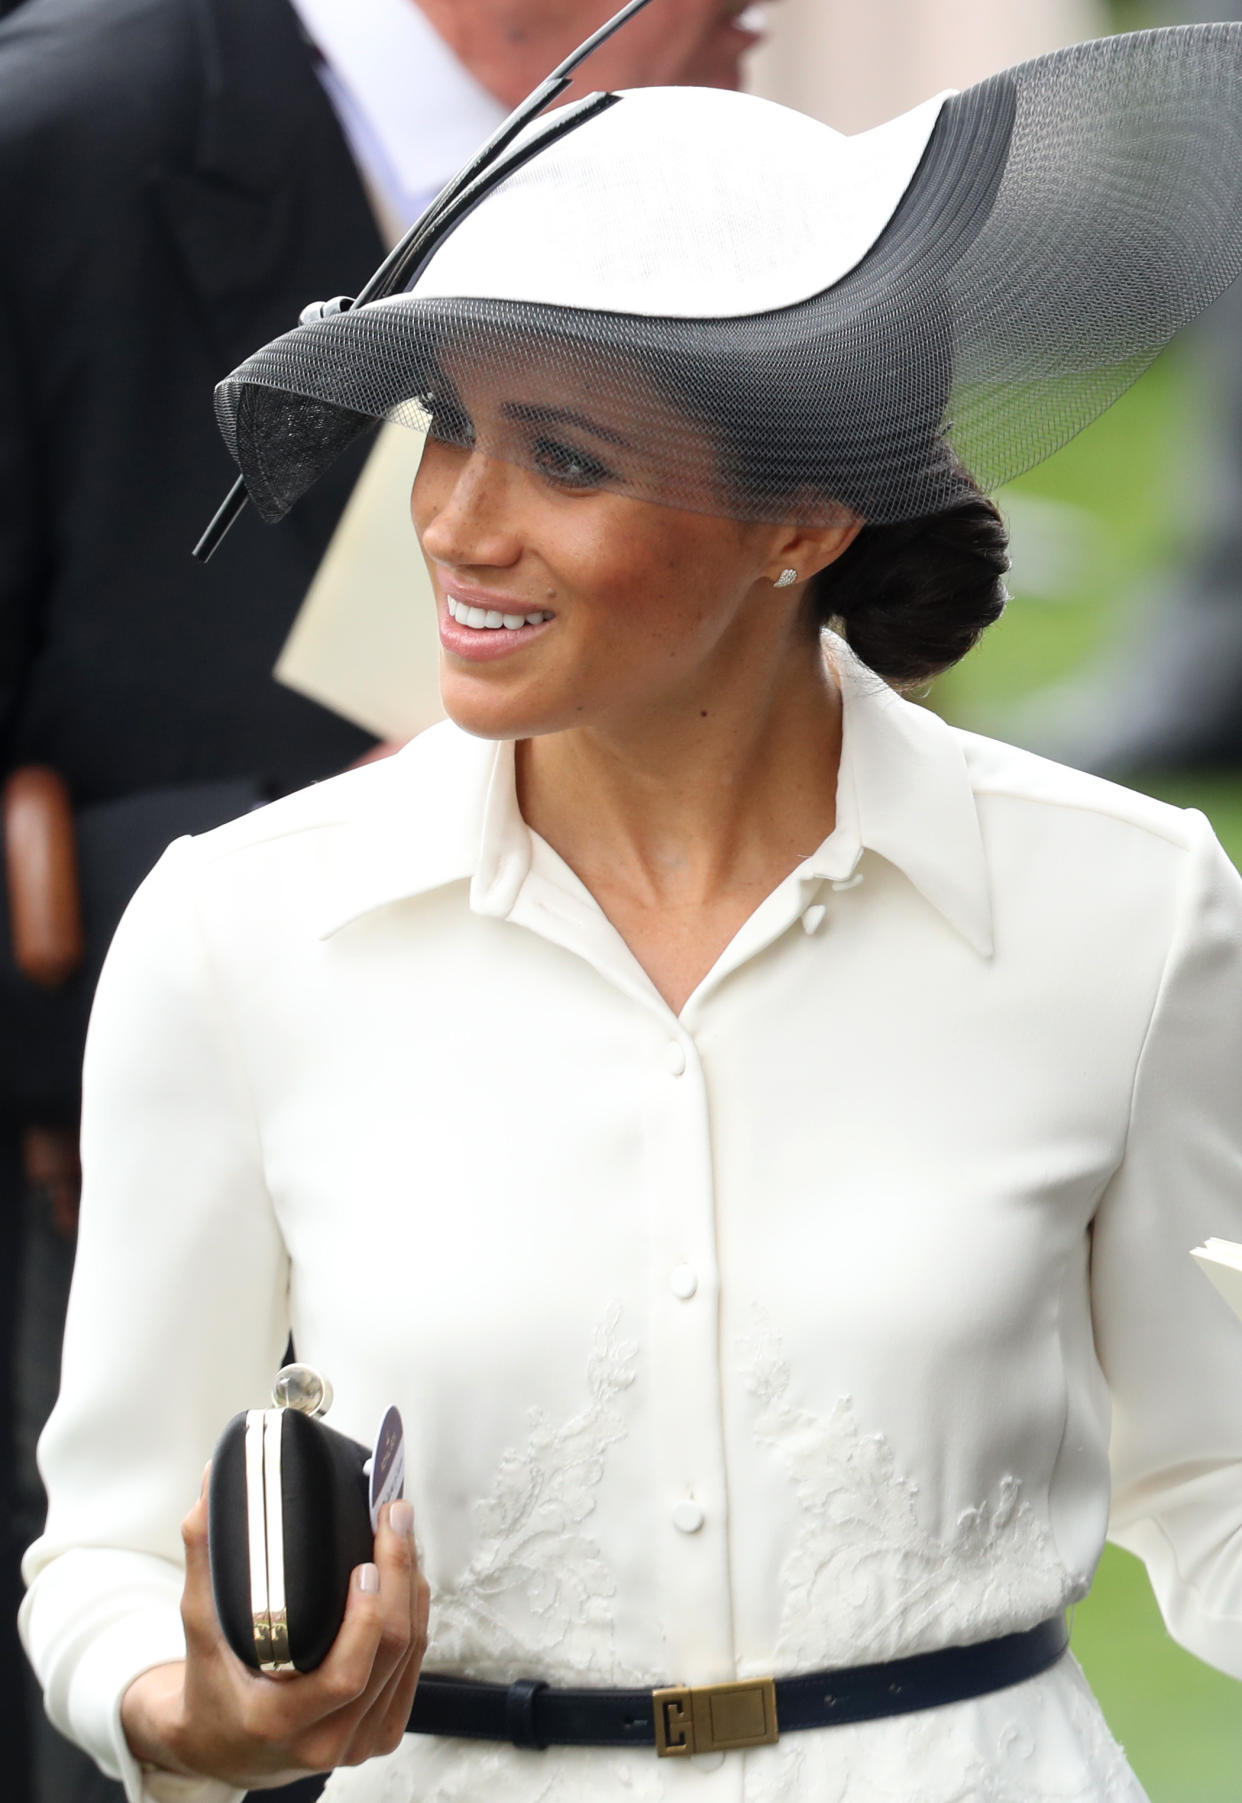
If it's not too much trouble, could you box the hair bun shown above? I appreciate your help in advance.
[815,490,1010,686]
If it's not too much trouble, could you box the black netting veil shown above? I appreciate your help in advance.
[216,24,1242,530]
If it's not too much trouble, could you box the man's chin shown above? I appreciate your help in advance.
[680,50,746,92]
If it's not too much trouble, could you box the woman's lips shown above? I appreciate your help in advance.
[438,592,555,663]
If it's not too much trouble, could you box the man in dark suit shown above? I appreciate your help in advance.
[0,5,385,1795]
[0,4,772,1797]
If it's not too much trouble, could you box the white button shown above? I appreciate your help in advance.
[664,1041,687,1076]
[800,902,827,935]
[669,1264,698,1300]
[672,1499,705,1534]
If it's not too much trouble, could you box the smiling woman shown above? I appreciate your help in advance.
[409,328,1004,726]
[21,20,1242,1803]
[411,360,858,747]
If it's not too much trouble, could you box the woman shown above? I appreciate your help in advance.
[21,20,1242,1802]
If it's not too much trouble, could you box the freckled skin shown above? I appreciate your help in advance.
[417,435,789,742]
[411,361,858,748]
[410,365,860,1012]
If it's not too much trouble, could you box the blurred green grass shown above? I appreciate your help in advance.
[938,347,1193,730]
[935,350,1242,1793]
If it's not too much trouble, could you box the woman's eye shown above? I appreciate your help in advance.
[533,437,611,490]
[426,392,475,449]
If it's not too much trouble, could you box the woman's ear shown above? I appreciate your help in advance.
[785,515,861,584]
[765,513,863,589]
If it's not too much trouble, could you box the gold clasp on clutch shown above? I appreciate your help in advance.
[653,1677,779,1756]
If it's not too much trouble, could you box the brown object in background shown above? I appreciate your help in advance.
[5,768,86,1234]
[4,767,85,989]
[22,1125,82,1241]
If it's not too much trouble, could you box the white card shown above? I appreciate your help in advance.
[1191,1238,1242,1322]
[274,422,446,743]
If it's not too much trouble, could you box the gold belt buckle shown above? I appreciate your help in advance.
[653,1677,779,1757]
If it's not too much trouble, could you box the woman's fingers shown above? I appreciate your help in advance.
[351,1561,430,1758]
[309,1562,391,1712]
[371,1500,419,1676]
[173,1470,427,1779]
[179,1467,227,1657]
[317,1500,427,1765]
[370,1574,430,1756]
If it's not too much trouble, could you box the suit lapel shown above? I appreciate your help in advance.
[152,0,384,371]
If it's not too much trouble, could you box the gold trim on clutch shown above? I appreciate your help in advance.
[243,1408,296,1673]
[262,1412,294,1671]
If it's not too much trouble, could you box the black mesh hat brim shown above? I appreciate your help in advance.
[215,24,1242,529]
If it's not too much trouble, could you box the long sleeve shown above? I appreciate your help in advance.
[1093,808,1242,1675]
[20,838,291,1802]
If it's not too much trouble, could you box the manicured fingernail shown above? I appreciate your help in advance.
[358,1563,380,1594]
[390,1500,415,1538]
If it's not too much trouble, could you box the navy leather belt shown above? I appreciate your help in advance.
[406,1614,1069,1757]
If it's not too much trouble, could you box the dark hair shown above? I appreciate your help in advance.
[810,488,1010,687]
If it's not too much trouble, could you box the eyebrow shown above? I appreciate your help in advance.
[500,402,633,449]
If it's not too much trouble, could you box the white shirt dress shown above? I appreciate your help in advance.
[21,648,1242,1803]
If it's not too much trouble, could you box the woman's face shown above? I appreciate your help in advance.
[411,359,852,742]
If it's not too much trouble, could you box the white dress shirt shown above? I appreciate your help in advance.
[288,0,506,234]
[21,645,1242,1802]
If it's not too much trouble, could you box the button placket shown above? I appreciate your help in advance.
[645,1029,737,1685]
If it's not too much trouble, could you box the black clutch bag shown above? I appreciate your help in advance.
[208,1365,374,1673]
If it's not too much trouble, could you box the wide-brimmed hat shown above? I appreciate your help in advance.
[213,22,1242,535]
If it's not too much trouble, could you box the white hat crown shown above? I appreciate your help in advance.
[215,24,1242,533]
[411,85,953,320]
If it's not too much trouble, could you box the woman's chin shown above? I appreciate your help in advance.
[439,672,563,743]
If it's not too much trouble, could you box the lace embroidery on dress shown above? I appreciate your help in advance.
[330,1740,669,1803]
[324,1315,1142,1803]
[425,1304,649,1686]
[741,1320,1089,1670]
[730,1322,1139,1803]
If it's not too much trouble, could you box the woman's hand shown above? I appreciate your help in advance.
[121,1473,430,1789]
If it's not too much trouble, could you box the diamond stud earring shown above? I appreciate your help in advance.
[774,568,798,588]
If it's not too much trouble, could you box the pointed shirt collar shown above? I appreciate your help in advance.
[822,649,994,956]
[288,0,506,228]
[315,643,993,958]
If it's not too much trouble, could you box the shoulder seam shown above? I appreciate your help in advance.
[969,783,1193,851]
[1114,811,1213,1180]
[170,835,277,1201]
[190,811,356,866]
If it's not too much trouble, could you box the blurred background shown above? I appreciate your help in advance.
[791,1,1242,1794]
[770,3,1242,1794]
[3,0,1241,1798]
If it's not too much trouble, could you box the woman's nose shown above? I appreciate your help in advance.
[418,444,522,571]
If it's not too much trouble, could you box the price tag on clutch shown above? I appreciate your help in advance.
[368,1405,406,1532]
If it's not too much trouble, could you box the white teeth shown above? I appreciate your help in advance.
[447,595,554,631]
